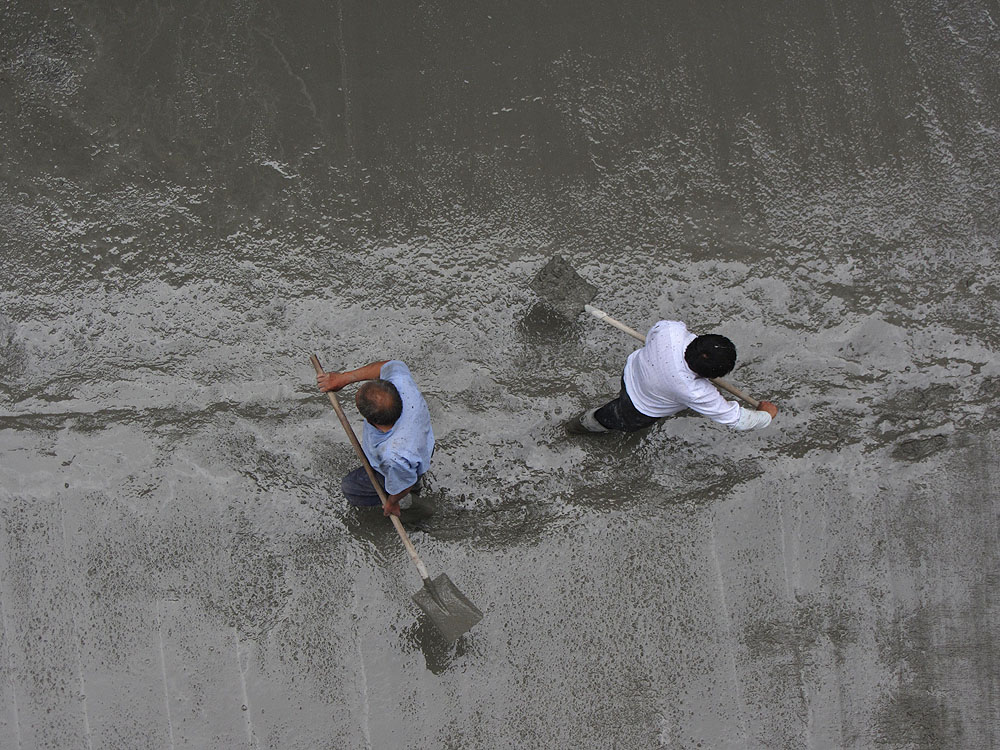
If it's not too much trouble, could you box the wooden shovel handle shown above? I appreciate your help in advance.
[310,354,430,581]
[584,305,761,409]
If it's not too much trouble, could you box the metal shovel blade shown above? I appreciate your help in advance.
[529,254,598,319]
[411,574,483,643]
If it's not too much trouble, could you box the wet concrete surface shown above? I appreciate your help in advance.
[1,1,999,747]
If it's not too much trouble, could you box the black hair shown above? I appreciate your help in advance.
[356,379,403,426]
[684,334,737,378]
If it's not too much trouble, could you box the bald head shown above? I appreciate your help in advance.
[356,379,403,428]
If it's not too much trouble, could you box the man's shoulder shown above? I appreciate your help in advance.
[380,361,430,419]
[380,359,412,379]
[684,373,731,408]
[646,320,694,355]
[650,319,689,334]
[380,360,421,390]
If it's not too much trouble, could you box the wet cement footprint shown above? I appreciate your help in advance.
[891,434,948,462]
[978,376,1000,400]
[874,384,956,443]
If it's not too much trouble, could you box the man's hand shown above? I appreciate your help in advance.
[316,361,389,393]
[757,400,778,418]
[383,485,415,517]
[317,372,349,392]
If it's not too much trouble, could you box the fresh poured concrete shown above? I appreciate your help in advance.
[1,1,998,748]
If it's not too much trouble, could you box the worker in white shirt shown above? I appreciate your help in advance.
[573,320,778,433]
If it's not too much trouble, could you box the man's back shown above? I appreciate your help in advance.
[623,320,742,426]
[361,360,434,494]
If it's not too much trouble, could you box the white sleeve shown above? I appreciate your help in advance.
[686,384,742,426]
[732,406,772,431]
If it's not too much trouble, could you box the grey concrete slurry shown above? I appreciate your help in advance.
[1,0,998,747]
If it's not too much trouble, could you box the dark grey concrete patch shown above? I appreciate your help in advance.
[892,434,949,462]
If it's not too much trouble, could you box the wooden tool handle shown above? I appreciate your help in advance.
[310,354,431,581]
[584,305,761,409]
[585,304,646,343]
[708,376,759,408]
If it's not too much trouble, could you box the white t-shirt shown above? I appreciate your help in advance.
[622,320,771,430]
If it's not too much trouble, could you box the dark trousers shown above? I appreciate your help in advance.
[341,467,423,507]
[594,377,661,432]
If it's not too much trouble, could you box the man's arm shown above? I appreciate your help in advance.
[687,382,779,430]
[317,360,389,392]
[381,453,422,516]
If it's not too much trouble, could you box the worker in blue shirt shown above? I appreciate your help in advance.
[317,360,434,517]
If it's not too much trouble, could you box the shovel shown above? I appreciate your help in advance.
[310,354,483,642]
[531,255,761,408]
